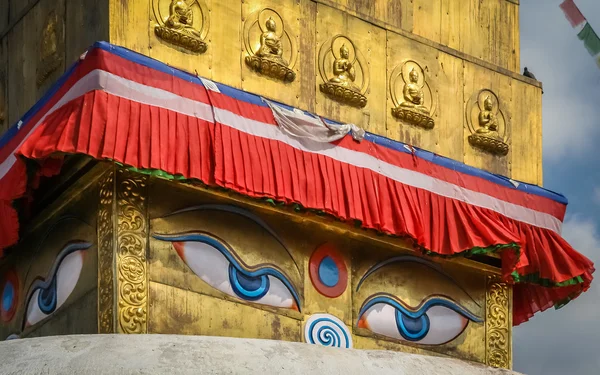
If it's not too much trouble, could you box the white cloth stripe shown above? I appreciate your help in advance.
[0,69,214,179]
[214,109,563,234]
[0,68,562,233]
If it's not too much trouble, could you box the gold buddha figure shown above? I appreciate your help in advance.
[328,44,360,92]
[165,0,202,39]
[400,68,429,114]
[256,17,288,66]
[476,96,499,135]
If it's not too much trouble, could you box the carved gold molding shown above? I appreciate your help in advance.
[318,35,369,108]
[115,167,149,334]
[98,169,115,333]
[485,276,512,369]
[152,0,210,54]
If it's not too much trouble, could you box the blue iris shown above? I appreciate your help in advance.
[396,310,430,341]
[318,256,339,287]
[228,265,270,301]
[37,277,58,315]
[1,283,14,312]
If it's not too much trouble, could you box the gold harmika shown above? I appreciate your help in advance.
[390,62,435,129]
[154,0,208,53]
[485,276,511,369]
[467,90,509,156]
[98,170,115,333]
[37,11,63,86]
[116,167,149,334]
[318,36,369,108]
[244,10,296,83]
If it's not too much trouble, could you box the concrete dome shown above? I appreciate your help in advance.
[0,334,522,374]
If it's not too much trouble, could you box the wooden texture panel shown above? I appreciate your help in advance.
[0,38,7,133]
[0,0,9,32]
[386,31,464,161]
[6,6,37,124]
[36,0,66,97]
[149,282,302,341]
[8,0,37,25]
[315,3,387,135]
[65,0,109,65]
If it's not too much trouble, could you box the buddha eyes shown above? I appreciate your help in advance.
[24,242,92,328]
[357,295,482,346]
[154,234,301,311]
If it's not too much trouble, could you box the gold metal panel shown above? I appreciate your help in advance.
[352,249,487,363]
[241,0,304,108]
[463,61,511,176]
[115,168,149,334]
[148,0,209,75]
[510,80,542,185]
[412,0,442,45]
[314,0,409,31]
[209,0,242,88]
[315,4,386,136]
[149,281,302,341]
[386,31,464,161]
[485,277,512,369]
[108,0,150,56]
[97,170,115,333]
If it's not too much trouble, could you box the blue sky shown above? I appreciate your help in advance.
[514,1,600,374]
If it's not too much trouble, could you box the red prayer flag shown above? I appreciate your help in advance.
[560,0,587,28]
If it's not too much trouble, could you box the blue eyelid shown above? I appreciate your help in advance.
[358,296,483,323]
[154,234,302,311]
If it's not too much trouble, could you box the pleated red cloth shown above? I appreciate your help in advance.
[0,42,592,326]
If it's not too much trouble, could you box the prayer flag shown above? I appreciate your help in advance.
[560,0,586,28]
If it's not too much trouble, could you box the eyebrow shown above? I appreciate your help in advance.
[356,255,480,308]
[160,204,301,272]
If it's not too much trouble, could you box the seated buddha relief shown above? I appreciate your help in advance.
[244,10,297,83]
[154,0,209,53]
[467,90,509,156]
[391,61,435,129]
[319,36,369,108]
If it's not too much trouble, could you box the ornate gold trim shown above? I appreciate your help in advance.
[485,276,512,369]
[98,169,115,333]
[391,107,434,129]
[319,83,367,108]
[116,168,149,334]
[468,134,509,156]
[152,0,210,54]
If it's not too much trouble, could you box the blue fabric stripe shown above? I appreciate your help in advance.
[0,41,568,205]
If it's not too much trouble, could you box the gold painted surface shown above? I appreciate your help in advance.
[463,61,512,177]
[315,4,386,134]
[390,59,436,129]
[115,168,149,334]
[97,169,115,334]
[485,277,512,369]
[149,281,302,342]
[152,0,209,54]
[318,34,368,108]
[466,89,509,156]
[243,7,297,83]
[353,250,486,362]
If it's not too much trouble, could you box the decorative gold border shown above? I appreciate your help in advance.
[116,167,149,334]
[97,169,115,333]
[485,276,512,369]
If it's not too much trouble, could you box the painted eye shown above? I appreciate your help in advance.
[1,269,19,322]
[358,296,482,345]
[24,242,91,328]
[156,234,300,311]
